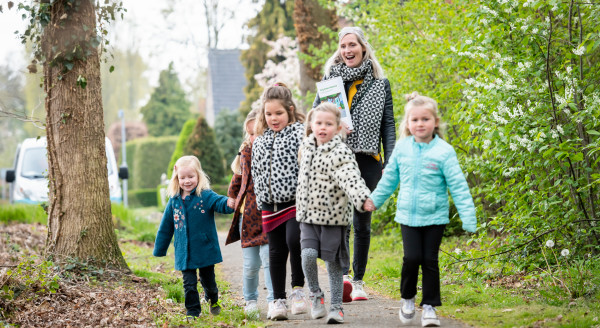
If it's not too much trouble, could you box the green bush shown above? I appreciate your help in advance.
[166,118,196,179]
[0,204,47,224]
[211,184,229,197]
[128,189,158,208]
[185,116,225,183]
[127,136,178,189]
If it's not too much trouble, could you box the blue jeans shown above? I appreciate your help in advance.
[242,244,274,302]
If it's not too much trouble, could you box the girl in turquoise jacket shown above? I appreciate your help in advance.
[364,92,476,327]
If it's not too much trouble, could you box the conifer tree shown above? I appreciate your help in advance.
[240,0,296,114]
[185,116,225,183]
[141,62,191,136]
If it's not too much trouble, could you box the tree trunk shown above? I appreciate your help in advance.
[42,0,128,269]
[294,0,338,109]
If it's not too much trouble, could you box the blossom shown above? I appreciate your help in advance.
[561,249,570,257]
[545,240,555,248]
[454,248,462,255]
[483,139,491,149]
[572,46,585,56]
[465,39,473,45]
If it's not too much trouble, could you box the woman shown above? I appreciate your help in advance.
[312,26,396,302]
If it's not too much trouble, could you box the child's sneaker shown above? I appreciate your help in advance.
[310,291,327,319]
[209,300,222,315]
[342,275,353,303]
[326,307,344,324]
[269,299,288,320]
[350,280,368,301]
[289,286,309,315]
[399,297,416,324]
[244,300,259,320]
[421,304,440,327]
[266,301,275,319]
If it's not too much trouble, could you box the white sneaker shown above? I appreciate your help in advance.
[269,299,288,321]
[342,275,353,303]
[244,300,259,320]
[310,291,327,319]
[421,304,440,327]
[399,297,416,324]
[266,301,275,319]
[289,286,309,315]
[350,280,368,301]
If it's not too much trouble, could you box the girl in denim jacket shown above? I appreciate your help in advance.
[364,92,477,327]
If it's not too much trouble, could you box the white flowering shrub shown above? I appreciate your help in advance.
[326,0,600,274]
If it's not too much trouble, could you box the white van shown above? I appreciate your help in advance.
[5,137,126,204]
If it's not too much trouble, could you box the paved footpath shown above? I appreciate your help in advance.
[219,232,473,327]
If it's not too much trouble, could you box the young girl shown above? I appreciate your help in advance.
[225,109,273,319]
[296,102,371,324]
[251,83,309,320]
[364,92,477,327]
[153,156,234,318]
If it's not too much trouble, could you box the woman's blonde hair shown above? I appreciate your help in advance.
[323,26,385,79]
[166,155,210,197]
[230,109,259,174]
[305,102,342,137]
[254,82,306,136]
[399,92,445,139]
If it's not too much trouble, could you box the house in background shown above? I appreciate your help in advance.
[205,49,247,126]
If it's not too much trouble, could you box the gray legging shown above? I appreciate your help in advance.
[343,153,382,280]
[301,248,343,311]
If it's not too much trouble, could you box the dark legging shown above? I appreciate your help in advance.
[343,153,382,280]
[182,265,218,317]
[400,224,446,307]
[267,217,304,299]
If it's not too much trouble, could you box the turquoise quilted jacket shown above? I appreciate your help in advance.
[369,135,477,232]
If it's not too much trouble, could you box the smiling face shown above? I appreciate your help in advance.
[408,105,439,143]
[339,33,365,68]
[311,111,341,146]
[264,100,291,132]
[177,165,199,197]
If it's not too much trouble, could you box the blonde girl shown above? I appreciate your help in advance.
[225,110,274,319]
[364,92,476,327]
[251,83,309,320]
[297,102,371,324]
[154,156,234,318]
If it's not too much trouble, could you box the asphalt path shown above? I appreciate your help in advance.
[219,232,473,327]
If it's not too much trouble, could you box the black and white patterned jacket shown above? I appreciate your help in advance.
[296,134,371,226]
[251,122,304,210]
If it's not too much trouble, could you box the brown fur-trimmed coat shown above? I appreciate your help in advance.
[225,143,269,248]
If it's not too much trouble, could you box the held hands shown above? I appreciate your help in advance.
[227,197,235,208]
[363,198,376,212]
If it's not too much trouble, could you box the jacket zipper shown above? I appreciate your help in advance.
[411,145,422,225]
[268,132,277,205]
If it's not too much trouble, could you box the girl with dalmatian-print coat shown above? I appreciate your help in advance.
[251,83,309,320]
[296,102,371,324]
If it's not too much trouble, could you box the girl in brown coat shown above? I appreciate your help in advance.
[226,110,273,319]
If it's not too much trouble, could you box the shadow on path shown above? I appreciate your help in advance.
[219,231,473,327]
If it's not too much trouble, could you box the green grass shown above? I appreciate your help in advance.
[121,238,268,327]
[0,203,47,224]
[360,230,600,327]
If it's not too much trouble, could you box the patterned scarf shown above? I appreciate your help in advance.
[328,59,386,155]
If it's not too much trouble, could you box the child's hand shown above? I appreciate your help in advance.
[363,198,376,212]
[227,197,235,208]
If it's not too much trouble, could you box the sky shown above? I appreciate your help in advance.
[0,0,262,89]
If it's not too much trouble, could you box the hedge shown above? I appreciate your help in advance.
[126,136,178,190]
[127,188,158,208]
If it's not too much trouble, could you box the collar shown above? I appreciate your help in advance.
[410,135,439,150]
[304,133,343,152]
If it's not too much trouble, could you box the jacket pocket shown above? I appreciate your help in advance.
[418,192,437,215]
[310,173,332,209]
[397,190,411,218]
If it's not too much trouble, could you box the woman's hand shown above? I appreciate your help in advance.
[341,122,353,136]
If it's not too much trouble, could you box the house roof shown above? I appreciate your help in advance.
[207,49,247,115]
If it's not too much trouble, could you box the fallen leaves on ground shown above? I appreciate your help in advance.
[0,222,180,327]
